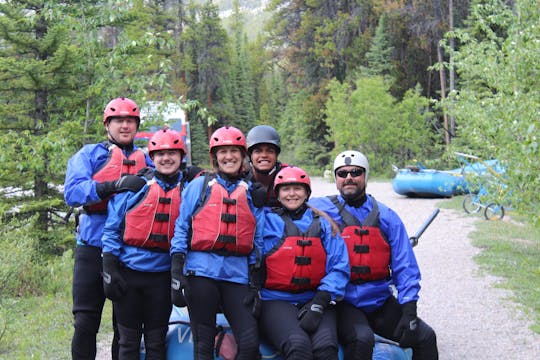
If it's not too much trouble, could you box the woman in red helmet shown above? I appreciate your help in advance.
[101,128,201,359]
[170,126,264,360]
[259,166,350,360]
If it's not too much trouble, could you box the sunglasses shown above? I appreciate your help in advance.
[336,168,365,178]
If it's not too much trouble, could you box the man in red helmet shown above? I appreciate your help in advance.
[101,128,201,359]
[64,97,154,360]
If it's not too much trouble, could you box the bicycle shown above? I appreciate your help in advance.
[462,185,505,221]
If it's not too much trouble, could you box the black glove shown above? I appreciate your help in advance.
[137,166,155,180]
[297,291,331,333]
[243,264,263,318]
[250,182,267,208]
[171,253,188,307]
[96,175,146,199]
[102,253,128,301]
[393,301,419,348]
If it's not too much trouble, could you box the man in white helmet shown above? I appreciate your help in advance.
[309,150,438,360]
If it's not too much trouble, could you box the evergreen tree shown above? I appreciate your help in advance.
[228,0,257,132]
[0,1,179,254]
[366,14,394,77]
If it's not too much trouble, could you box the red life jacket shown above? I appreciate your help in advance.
[329,196,391,283]
[264,212,327,292]
[122,180,182,251]
[190,177,255,255]
[86,144,146,213]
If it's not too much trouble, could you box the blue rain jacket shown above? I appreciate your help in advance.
[102,171,190,272]
[63,142,153,248]
[170,174,264,285]
[309,195,421,312]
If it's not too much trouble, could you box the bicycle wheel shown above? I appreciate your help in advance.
[463,194,481,214]
[484,203,505,220]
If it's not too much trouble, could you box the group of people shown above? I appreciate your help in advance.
[64,97,438,360]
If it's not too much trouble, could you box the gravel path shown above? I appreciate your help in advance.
[97,178,540,359]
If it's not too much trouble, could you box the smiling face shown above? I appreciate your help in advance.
[250,144,278,172]
[151,149,183,176]
[215,146,244,176]
[336,165,367,199]
[277,184,309,211]
[105,117,138,146]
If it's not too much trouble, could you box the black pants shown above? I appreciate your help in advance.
[71,245,119,360]
[113,268,172,360]
[337,297,438,360]
[259,300,339,360]
[186,276,259,360]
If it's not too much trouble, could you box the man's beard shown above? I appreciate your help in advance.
[340,183,367,207]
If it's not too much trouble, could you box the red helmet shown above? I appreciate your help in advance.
[274,166,311,193]
[209,126,247,153]
[103,97,140,124]
[148,128,186,155]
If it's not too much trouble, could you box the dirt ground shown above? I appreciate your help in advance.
[96,178,540,359]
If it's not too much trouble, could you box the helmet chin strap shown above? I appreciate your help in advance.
[107,130,133,151]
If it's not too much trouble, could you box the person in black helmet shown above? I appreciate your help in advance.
[246,125,288,208]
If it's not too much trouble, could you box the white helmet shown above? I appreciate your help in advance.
[333,150,369,181]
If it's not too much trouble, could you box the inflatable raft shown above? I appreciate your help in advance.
[141,306,413,359]
[392,166,467,198]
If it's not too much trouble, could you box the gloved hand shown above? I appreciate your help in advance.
[243,287,261,318]
[243,264,263,318]
[250,182,267,208]
[393,301,418,348]
[171,253,188,307]
[96,175,146,199]
[102,253,128,301]
[297,291,331,333]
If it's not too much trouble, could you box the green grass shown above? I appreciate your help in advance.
[0,286,114,359]
[438,195,540,333]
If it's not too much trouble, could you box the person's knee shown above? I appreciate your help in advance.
[74,311,101,334]
[234,326,259,359]
[340,326,374,360]
[144,327,168,360]
[118,324,143,359]
[312,327,339,360]
[283,333,313,360]
[193,324,217,359]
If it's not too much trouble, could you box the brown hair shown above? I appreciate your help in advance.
[307,204,341,237]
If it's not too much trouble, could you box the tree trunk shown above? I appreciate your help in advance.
[448,0,456,138]
[437,43,450,150]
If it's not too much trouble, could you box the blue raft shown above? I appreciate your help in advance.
[392,166,468,198]
[145,306,413,360]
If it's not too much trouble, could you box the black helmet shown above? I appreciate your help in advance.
[246,125,281,154]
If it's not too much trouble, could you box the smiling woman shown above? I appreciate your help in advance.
[258,165,350,359]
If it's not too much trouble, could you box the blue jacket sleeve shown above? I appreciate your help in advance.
[379,203,421,304]
[101,192,132,256]
[170,176,205,255]
[64,144,104,207]
[248,181,265,266]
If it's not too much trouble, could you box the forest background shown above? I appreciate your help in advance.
[0,0,538,356]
